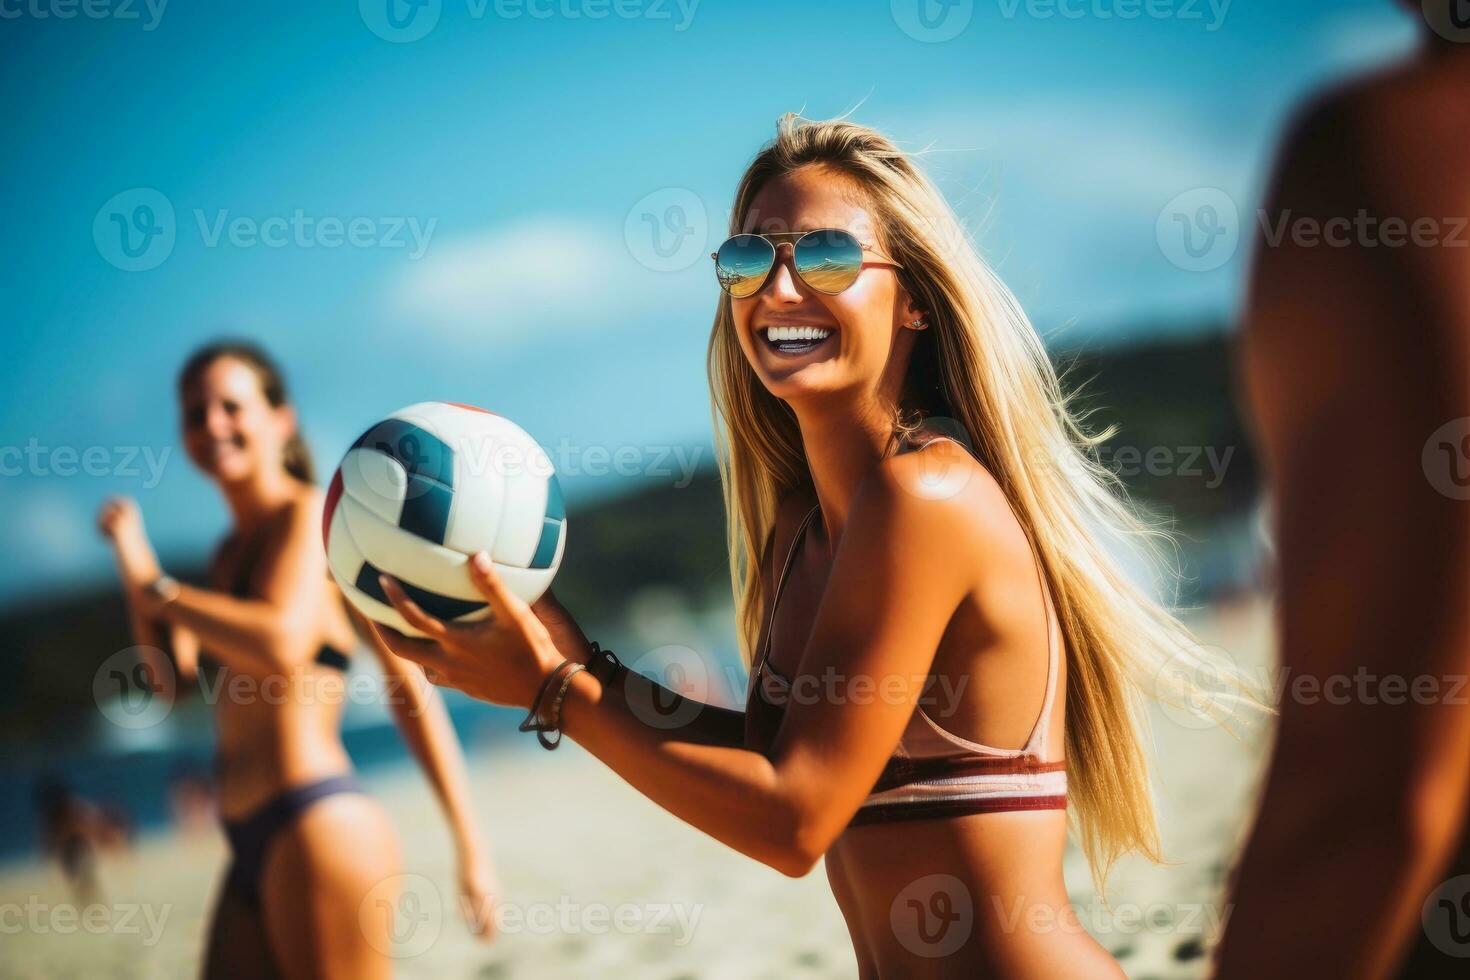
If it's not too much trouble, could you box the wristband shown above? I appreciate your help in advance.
[584,641,625,688]
[145,575,181,606]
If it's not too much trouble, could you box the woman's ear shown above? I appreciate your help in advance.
[895,285,928,331]
[274,402,299,447]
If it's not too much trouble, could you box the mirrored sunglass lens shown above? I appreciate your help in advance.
[794,230,864,293]
[715,235,775,298]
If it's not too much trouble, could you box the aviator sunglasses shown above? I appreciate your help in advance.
[712,228,902,299]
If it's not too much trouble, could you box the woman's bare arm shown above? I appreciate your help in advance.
[530,588,748,748]
[98,498,200,694]
[553,450,983,875]
[358,612,484,856]
[352,610,500,935]
[1217,74,1470,978]
[152,495,334,679]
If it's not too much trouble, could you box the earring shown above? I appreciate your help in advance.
[908,318,926,330]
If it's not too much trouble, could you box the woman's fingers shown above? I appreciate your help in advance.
[379,574,450,640]
[369,622,446,666]
[467,552,528,624]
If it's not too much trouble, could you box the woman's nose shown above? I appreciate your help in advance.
[764,243,804,301]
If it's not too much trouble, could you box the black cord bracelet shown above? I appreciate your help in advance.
[519,659,579,748]
[519,642,625,750]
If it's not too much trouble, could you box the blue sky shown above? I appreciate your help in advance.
[0,0,1422,609]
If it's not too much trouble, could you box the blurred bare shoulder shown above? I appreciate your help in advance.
[1242,44,1470,470]
[1263,47,1470,246]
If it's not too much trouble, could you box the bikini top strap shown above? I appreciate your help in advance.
[750,503,821,690]
[1021,541,1061,759]
[909,431,1061,760]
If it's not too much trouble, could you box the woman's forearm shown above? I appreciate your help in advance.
[390,672,485,861]
[158,585,313,678]
[559,668,813,876]
[107,546,198,692]
[121,586,167,654]
[595,664,747,747]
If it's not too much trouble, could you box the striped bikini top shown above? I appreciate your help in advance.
[744,437,1067,827]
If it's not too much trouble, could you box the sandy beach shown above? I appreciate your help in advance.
[0,596,1274,980]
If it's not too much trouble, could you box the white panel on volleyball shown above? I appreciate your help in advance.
[325,502,418,636]
[393,401,465,429]
[337,447,408,528]
[442,415,539,561]
[485,443,552,570]
[327,502,489,638]
[338,493,483,600]
[493,562,559,606]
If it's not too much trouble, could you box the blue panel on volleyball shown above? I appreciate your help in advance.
[354,561,485,621]
[353,418,455,545]
[529,476,564,569]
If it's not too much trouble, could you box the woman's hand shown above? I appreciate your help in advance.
[97,495,142,542]
[456,855,500,941]
[97,496,162,588]
[373,551,580,709]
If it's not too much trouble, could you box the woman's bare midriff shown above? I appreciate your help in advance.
[824,813,1122,979]
[209,523,362,820]
[212,677,355,820]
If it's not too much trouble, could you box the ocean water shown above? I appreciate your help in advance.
[1,617,747,869]
[0,691,522,868]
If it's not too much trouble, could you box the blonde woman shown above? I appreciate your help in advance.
[374,116,1243,977]
[98,342,497,979]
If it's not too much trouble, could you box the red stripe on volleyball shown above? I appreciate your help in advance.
[447,401,498,416]
[323,469,344,549]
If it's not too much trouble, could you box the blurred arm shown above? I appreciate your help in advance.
[1217,85,1470,978]
[359,608,489,865]
[154,497,331,679]
[107,533,200,695]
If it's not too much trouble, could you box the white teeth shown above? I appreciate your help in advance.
[764,326,832,342]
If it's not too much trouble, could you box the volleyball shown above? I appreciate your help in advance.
[322,401,565,637]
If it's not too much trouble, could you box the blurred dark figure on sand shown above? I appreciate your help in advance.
[1218,4,1470,978]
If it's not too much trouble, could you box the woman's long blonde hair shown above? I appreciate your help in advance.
[708,113,1254,886]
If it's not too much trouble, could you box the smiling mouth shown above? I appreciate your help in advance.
[761,325,834,357]
[206,437,245,462]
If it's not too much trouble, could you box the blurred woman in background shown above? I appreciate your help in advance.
[98,341,497,979]
[373,116,1258,977]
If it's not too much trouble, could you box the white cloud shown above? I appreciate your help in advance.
[7,488,93,578]
[386,216,707,346]
[900,98,1259,217]
[1317,8,1420,72]
[890,97,1266,326]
